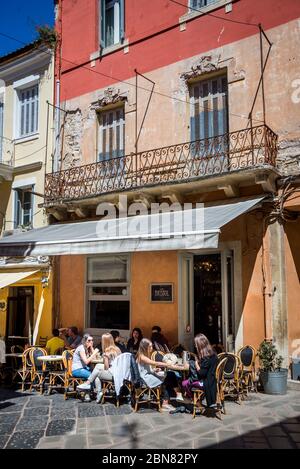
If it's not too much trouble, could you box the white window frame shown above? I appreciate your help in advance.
[13,75,40,141]
[189,0,218,9]
[180,0,237,24]
[12,177,36,230]
[13,185,34,229]
[98,106,125,162]
[85,255,131,332]
[100,0,125,50]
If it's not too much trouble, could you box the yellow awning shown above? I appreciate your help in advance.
[0,270,38,289]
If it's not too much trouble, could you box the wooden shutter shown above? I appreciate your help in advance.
[119,0,125,42]
[100,0,106,49]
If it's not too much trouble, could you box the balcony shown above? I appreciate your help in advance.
[44,124,278,206]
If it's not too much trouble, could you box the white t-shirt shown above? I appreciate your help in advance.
[72,344,86,371]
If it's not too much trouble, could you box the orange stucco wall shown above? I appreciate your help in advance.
[57,210,299,353]
[285,222,300,357]
[130,251,178,346]
[58,252,179,345]
[220,211,266,350]
[59,255,85,331]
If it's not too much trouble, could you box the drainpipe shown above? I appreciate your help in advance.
[54,79,60,172]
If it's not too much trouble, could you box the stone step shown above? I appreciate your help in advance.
[287,379,300,391]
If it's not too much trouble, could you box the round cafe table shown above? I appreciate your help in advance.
[37,355,63,362]
[90,357,104,370]
[5,353,23,358]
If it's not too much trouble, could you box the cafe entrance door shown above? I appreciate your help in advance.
[179,250,235,351]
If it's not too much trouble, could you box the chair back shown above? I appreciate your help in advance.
[62,350,74,376]
[29,347,47,372]
[212,343,225,354]
[19,347,33,371]
[218,353,240,379]
[238,345,256,370]
[111,352,132,396]
[151,351,165,362]
[216,356,228,387]
[11,345,24,354]
[38,336,48,347]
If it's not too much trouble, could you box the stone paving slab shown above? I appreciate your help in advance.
[0,387,299,449]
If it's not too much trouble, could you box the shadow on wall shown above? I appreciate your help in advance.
[285,223,300,283]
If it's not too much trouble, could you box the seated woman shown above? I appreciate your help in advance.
[127,327,143,355]
[77,333,121,403]
[151,325,170,352]
[136,338,183,411]
[182,333,217,408]
[72,334,99,401]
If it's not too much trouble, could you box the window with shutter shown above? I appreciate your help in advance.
[100,0,125,49]
[190,75,228,141]
[18,85,39,138]
[98,107,125,161]
[190,0,218,8]
[14,187,33,228]
[190,75,228,172]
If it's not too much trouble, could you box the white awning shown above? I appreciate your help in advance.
[0,196,265,256]
[0,270,39,289]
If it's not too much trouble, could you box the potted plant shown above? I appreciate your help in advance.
[257,339,288,395]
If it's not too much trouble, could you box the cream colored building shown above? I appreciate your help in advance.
[0,42,54,345]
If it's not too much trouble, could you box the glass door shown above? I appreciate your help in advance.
[179,253,194,350]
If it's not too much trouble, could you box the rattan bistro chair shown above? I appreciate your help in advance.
[132,384,162,412]
[238,345,257,395]
[29,347,48,394]
[151,351,165,362]
[62,350,84,400]
[13,347,34,391]
[220,353,242,404]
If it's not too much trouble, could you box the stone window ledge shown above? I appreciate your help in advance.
[90,39,130,62]
[179,0,239,25]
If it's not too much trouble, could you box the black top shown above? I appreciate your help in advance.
[116,342,127,354]
[189,353,217,407]
[126,338,140,354]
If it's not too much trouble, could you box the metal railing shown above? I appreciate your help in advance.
[44,125,278,204]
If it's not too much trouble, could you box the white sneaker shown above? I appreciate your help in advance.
[161,403,175,412]
[77,383,91,391]
[176,394,184,402]
[96,391,103,404]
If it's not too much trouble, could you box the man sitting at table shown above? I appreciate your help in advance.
[62,326,82,350]
[46,329,65,355]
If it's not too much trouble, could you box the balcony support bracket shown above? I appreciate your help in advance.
[217,184,240,198]
[48,207,67,221]
[255,173,277,193]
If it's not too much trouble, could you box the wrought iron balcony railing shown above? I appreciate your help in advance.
[44,124,278,204]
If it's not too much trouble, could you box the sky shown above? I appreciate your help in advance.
[0,0,54,57]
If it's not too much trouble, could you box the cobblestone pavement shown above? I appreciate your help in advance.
[0,387,299,449]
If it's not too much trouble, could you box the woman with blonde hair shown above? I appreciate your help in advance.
[181,333,217,407]
[77,332,121,402]
[136,338,183,411]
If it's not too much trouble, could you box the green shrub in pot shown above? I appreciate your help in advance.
[257,339,288,395]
